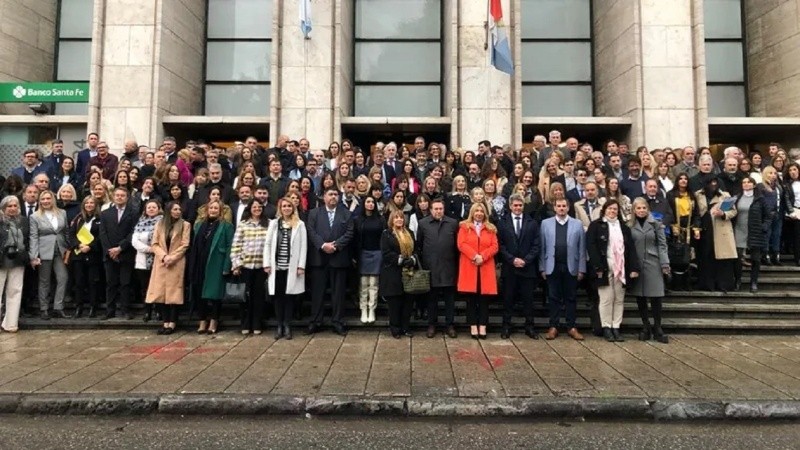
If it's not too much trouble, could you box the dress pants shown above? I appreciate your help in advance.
[105,259,134,315]
[38,256,68,312]
[598,275,626,328]
[73,260,101,308]
[547,263,578,329]
[273,269,295,325]
[240,267,266,332]
[0,267,24,331]
[309,267,347,326]
[502,272,536,327]
[427,286,455,326]
[386,294,412,333]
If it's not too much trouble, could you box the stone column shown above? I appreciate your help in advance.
[595,0,704,148]
[0,0,56,115]
[745,0,800,117]
[96,0,204,150]
[457,0,514,150]
[275,0,336,147]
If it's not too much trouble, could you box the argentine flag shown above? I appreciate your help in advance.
[489,0,513,75]
[300,0,312,39]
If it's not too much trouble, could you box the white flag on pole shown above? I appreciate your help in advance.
[300,0,312,39]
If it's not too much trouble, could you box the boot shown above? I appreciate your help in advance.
[603,327,614,342]
[763,254,772,266]
[284,323,293,340]
[772,252,783,266]
[611,328,625,342]
[143,304,153,323]
[367,295,377,323]
[671,272,685,292]
[652,325,669,343]
[359,283,369,323]
[639,324,652,341]
[750,282,758,294]
[274,324,284,340]
[360,307,369,324]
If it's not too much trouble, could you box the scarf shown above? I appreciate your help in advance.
[134,214,162,269]
[605,218,626,283]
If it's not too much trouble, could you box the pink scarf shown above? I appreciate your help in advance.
[606,218,626,283]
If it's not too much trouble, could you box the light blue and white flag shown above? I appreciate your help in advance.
[300,0,312,39]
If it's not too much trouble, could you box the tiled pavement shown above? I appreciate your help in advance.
[1,329,800,400]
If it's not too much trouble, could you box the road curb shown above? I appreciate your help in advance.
[1,394,799,420]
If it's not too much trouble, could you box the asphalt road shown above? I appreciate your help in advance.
[0,416,798,449]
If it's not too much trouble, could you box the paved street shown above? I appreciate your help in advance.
[1,329,800,400]
[0,416,798,449]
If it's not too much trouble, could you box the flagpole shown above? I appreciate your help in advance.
[484,0,490,51]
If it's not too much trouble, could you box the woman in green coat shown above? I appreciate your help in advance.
[189,199,233,334]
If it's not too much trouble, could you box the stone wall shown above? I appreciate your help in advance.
[746,0,800,117]
[0,0,56,115]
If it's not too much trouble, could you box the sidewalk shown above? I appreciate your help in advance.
[1,329,799,419]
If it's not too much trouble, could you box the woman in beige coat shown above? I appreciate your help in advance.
[146,201,191,334]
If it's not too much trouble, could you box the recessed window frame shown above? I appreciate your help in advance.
[203,0,273,116]
[352,0,444,117]
[54,0,93,115]
[704,0,749,117]
[520,0,595,117]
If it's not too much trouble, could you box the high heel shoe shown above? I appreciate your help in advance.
[284,325,293,340]
[197,320,208,334]
[208,319,218,335]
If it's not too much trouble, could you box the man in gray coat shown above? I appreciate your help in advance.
[416,198,459,338]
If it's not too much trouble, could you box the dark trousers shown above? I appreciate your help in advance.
[23,265,38,313]
[135,269,151,303]
[547,263,578,329]
[427,286,455,326]
[465,295,489,326]
[736,248,761,286]
[582,278,601,333]
[791,220,800,263]
[502,273,536,327]
[196,298,222,322]
[157,304,179,323]
[386,294,412,333]
[240,268,266,332]
[273,269,295,325]
[72,260,101,308]
[309,267,347,326]
[104,260,134,314]
[636,297,663,327]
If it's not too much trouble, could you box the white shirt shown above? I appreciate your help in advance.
[555,216,569,226]
[236,204,246,224]
[44,211,58,229]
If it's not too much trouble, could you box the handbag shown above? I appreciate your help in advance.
[402,259,430,295]
[224,278,247,303]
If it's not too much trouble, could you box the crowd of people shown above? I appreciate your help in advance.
[0,130,796,343]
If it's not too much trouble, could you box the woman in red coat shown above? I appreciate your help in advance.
[457,202,499,339]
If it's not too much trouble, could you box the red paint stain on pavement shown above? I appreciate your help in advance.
[421,356,437,364]
[124,341,221,362]
[452,348,504,370]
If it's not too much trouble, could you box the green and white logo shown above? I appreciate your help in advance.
[12,85,25,99]
[0,82,89,103]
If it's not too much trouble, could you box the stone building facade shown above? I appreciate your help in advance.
[1,0,799,157]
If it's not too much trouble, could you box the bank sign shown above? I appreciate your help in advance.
[0,82,89,103]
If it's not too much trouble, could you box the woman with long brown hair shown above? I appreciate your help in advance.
[380,210,416,338]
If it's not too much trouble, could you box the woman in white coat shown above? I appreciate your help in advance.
[263,197,307,340]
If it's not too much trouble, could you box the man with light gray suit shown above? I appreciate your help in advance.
[539,198,586,341]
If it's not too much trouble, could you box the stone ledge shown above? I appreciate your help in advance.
[1,394,800,420]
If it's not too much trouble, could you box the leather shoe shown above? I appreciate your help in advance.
[525,326,539,340]
[446,326,457,338]
[284,326,293,340]
[306,323,319,335]
[567,328,584,341]
[545,327,558,340]
[500,327,511,339]
[53,310,70,319]
[426,325,436,338]
[40,311,50,321]
[333,323,347,336]
[611,328,625,342]
[103,311,115,320]
[87,307,96,318]
[603,327,615,342]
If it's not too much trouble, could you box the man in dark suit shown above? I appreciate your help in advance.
[75,132,99,178]
[566,167,590,204]
[99,187,138,320]
[21,185,39,316]
[306,187,355,335]
[230,184,253,230]
[42,139,66,176]
[539,198,586,341]
[498,194,541,339]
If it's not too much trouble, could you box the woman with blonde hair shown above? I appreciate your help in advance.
[28,190,69,320]
[146,201,191,334]
[263,197,307,340]
[456,202,499,339]
[380,210,416,338]
[446,174,471,221]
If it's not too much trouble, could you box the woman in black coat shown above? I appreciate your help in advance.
[586,199,641,342]
[734,176,767,293]
[67,196,103,318]
[379,210,416,339]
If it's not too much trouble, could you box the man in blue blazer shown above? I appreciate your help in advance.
[498,194,541,339]
[306,187,355,336]
[539,198,586,340]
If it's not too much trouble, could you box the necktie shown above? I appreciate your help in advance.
[117,208,124,222]
[514,216,521,237]
[579,189,584,199]
[328,210,335,227]
[27,205,34,216]
[588,203,594,216]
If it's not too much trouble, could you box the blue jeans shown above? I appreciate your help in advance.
[765,215,782,253]
[547,263,578,329]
